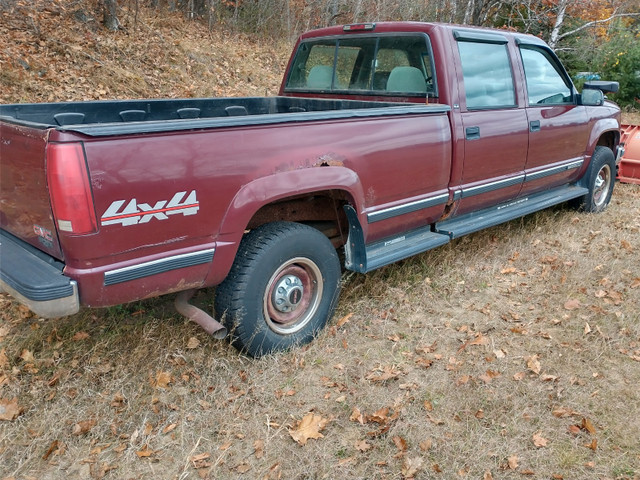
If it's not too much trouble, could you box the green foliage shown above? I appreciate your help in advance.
[597,29,640,107]
[558,23,640,109]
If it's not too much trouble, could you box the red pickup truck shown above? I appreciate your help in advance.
[0,22,624,357]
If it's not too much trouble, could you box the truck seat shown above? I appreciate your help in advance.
[387,67,427,93]
[307,66,333,89]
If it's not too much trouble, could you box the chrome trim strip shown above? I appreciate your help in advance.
[104,248,215,286]
[525,159,583,182]
[367,193,449,223]
[461,175,524,198]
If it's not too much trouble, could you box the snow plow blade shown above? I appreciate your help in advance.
[618,124,640,185]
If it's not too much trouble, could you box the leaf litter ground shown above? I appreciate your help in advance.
[1,2,640,479]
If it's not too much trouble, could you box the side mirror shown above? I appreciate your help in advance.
[580,88,605,106]
[584,80,619,94]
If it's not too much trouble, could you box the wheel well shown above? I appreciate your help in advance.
[246,190,351,247]
[596,131,619,152]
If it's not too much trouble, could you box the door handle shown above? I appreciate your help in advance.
[465,126,480,140]
[529,120,541,132]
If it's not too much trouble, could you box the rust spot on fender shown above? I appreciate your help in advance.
[313,152,345,168]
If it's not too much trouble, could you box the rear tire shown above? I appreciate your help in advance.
[215,222,341,357]
[571,146,615,213]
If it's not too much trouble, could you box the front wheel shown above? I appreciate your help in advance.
[215,222,341,357]
[571,146,616,213]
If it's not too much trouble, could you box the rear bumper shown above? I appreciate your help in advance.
[0,230,79,318]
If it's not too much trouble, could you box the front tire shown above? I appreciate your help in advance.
[215,222,341,357]
[571,146,615,213]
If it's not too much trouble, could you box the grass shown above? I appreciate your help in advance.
[2,187,638,480]
[1,2,640,479]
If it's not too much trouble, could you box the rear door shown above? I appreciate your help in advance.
[518,43,589,196]
[453,31,529,215]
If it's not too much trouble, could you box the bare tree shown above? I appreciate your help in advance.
[103,0,119,30]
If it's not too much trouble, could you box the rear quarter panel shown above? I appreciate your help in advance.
[55,111,451,306]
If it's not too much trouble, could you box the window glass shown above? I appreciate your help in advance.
[520,47,572,105]
[335,37,376,90]
[286,41,335,89]
[284,35,435,97]
[457,41,516,109]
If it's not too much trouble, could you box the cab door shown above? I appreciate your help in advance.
[518,43,589,195]
[453,32,529,216]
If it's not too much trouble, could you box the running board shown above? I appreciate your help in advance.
[436,185,588,239]
[363,227,450,273]
[343,205,450,274]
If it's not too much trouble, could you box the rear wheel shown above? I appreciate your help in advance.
[571,146,615,213]
[215,222,341,357]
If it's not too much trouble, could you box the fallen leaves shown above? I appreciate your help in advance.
[154,371,173,389]
[135,445,155,458]
[365,365,404,383]
[288,412,328,446]
[0,397,24,421]
[72,419,96,436]
[532,432,549,448]
[563,299,581,311]
[526,355,541,375]
[401,456,424,478]
[191,452,211,469]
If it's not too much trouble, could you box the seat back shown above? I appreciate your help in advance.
[307,65,333,89]
[386,66,427,93]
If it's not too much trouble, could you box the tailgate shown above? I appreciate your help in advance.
[0,122,64,259]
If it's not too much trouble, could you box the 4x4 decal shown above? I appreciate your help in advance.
[101,190,199,227]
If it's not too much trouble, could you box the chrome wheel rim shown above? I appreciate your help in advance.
[593,164,612,208]
[263,257,323,335]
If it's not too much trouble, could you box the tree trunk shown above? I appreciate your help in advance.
[103,0,119,31]
[548,0,568,49]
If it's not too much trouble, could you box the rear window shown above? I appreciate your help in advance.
[284,34,437,98]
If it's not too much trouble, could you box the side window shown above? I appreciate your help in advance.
[520,47,572,105]
[457,41,516,109]
[375,36,433,95]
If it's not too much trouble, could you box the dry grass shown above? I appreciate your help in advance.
[2,186,639,480]
[1,2,640,479]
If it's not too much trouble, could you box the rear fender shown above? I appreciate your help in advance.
[205,167,365,285]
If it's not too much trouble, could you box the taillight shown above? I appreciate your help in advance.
[46,142,98,235]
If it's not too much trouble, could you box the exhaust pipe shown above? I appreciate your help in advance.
[175,289,227,339]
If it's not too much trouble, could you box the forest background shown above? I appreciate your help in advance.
[1,0,640,107]
[104,0,639,106]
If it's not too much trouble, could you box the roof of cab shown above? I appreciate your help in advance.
[298,21,547,47]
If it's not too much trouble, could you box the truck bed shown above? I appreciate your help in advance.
[0,96,448,137]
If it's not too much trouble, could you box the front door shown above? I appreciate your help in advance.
[519,44,589,195]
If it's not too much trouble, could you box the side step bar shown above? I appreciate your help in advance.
[342,207,449,273]
[435,185,588,239]
[344,185,588,274]
[360,227,449,273]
